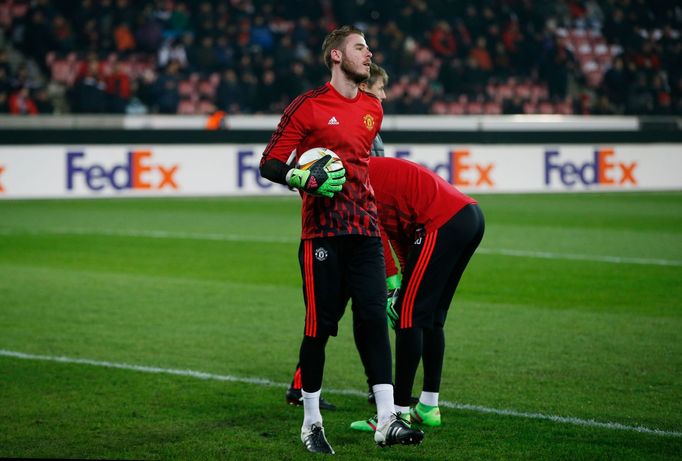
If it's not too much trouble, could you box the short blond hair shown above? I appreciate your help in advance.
[367,63,389,87]
[321,25,365,70]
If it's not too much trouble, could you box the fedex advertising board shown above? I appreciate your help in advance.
[0,144,680,199]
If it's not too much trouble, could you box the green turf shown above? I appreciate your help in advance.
[1,192,681,460]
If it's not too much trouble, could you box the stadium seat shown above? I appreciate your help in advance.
[555,101,573,114]
[178,80,196,98]
[484,101,502,115]
[431,101,448,114]
[516,82,531,99]
[198,79,217,99]
[538,101,554,114]
[447,101,466,115]
[466,101,484,115]
[497,82,514,101]
[177,99,197,115]
[197,99,217,114]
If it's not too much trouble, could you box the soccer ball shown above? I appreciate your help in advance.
[296,147,344,173]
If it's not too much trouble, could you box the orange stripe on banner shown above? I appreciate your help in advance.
[401,231,437,328]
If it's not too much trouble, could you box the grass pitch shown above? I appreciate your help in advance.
[1,192,681,460]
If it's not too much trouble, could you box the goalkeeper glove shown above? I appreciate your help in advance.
[386,274,401,329]
[286,154,346,198]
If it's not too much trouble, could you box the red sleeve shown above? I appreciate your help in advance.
[379,222,399,278]
[260,95,312,165]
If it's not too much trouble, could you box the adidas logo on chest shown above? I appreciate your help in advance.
[327,116,339,125]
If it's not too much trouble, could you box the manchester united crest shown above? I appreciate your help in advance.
[363,114,375,130]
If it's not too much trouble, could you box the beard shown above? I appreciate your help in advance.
[340,57,369,84]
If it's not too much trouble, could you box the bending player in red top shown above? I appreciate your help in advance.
[350,156,485,431]
[259,26,423,454]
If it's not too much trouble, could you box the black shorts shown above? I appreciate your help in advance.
[298,235,387,337]
[396,203,485,329]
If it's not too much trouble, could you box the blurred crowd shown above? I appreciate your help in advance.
[0,0,680,116]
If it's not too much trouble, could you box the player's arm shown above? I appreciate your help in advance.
[259,94,310,185]
[260,97,345,198]
[370,133,385,157]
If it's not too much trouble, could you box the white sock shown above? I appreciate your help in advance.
[302,389,322,428]
[420,391,439,407]
[394,404,410,416]
[372,383,394,426]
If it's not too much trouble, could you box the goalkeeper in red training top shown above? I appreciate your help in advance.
[259,26,423,454]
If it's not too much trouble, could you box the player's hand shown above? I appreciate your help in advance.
[387,287,400,329]
[386,274,401,329]
[286,154,346,198]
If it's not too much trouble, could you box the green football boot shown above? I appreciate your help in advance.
[350,415,378,432]
[410,402,441,427]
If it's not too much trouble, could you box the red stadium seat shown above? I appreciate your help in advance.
[198,79,217,99]
[178,80,196,98]
[538,101,554,114]
[466,101,484,115]
[484,102,502,115]
[197,99,217,114]
[447,101,466,115]
[431,101,448,114]
[177,99,197,115]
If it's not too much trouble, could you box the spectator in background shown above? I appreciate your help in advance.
[135,68,159,112]
[33,87,54,114]
[503,94,525,114]
[114,21,136,55]
[591,92,618,115]
[154,59,181,114]
[79,18,102,53]
[168,2,191,38]
[255,69,281,113]
[216,69,242,113]
[158,37,187,69]
[70,59,107,113]
[23,9,53,72]
[135,5,163,53]
[601,56,628,111]
[0,91,9,113]
[214,36,236,70]
[9,87,38,114]
[51,14,75,53]
[105,61,131,113]
[626,72,655,115]
[469,36,493,73]
[541,36,575,101]
[430,21,457,59]
[0,67,10,96]
[251,15,274,52]
[193,36,218,73]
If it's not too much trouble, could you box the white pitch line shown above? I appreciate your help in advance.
[1,349,680,438]
[1,227,681,267]
[475,248,682,267]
